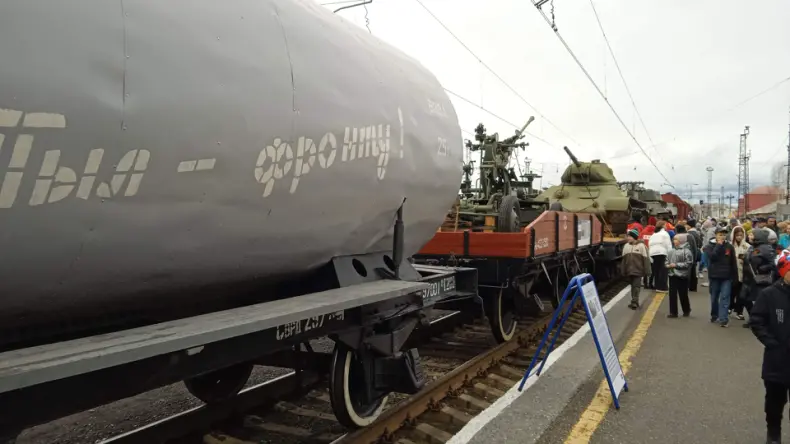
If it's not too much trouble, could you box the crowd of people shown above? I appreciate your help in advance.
[620,213,790,444]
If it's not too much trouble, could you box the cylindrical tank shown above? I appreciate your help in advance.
[0,0,462,345]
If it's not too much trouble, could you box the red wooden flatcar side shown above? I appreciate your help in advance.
[418,211,614,258]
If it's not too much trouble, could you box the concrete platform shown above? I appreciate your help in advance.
[455,282,776,444]
[449,284,647,444]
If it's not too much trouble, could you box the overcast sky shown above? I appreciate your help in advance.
[319,0,790,201]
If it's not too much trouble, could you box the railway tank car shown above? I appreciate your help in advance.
[0,0,463,350]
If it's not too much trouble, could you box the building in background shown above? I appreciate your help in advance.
[738,185,783,216]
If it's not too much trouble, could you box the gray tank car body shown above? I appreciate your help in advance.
[0,0,461,345]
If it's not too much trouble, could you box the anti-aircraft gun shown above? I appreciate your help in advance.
[618,181,670,222]
[445,117,549,232]
[534,147,647,235]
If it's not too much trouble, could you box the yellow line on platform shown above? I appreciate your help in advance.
[563,290,666,444]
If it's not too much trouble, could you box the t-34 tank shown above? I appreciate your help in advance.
[618,181,672,221]
[535,147,647,235]
[0,0,462,349]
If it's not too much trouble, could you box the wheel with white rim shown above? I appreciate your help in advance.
[329,345,389,429]
[487,288,517,343]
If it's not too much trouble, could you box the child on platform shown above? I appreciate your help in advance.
[620,228,651,310]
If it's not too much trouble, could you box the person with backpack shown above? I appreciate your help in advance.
[736,228,778,327]
[620,228,651,310]
[748,250,790,444]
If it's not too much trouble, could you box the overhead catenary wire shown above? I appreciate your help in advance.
[587,0,668,169]
[530,1,674,189]
[413,0,582,149]
[444,88,557,148]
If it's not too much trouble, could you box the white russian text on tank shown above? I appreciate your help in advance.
[178,158,216,173]
[0,109,150,208]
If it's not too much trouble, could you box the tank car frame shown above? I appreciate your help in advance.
[0,211,479,438]
[415,210,626,343]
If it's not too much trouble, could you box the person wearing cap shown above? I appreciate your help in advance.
[620,228,651,309]
[703,226,738,327]
[666,233,693,317]
[748,251,790,444]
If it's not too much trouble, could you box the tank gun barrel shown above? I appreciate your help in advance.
[563,146,581,167]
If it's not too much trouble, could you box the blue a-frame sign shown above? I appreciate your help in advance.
[517,273,628,409]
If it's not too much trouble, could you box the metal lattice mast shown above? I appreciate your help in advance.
[706,166,714,218]
[738,126,750,215]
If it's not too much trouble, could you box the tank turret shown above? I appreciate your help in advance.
[534,147,647,235]
[617,182,671,220]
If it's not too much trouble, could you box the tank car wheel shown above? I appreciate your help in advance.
[183,362,253,404]
[329,345,388,429]
[486,288,517,343]
[497,196,521,232]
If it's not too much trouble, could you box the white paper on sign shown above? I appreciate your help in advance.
[581,281,626,398]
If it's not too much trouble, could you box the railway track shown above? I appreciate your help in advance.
[100,279,628,444]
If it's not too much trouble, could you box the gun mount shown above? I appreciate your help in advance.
[534,148,647,235]
[443,118,550,233]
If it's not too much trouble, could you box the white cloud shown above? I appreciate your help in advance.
[321,0,790,195]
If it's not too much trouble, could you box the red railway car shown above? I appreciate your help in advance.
[661,193,691,221]
[415,210,625,343]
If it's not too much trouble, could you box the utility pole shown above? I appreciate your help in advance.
[738,126,751,216]
[726,193,735,216]
[706,166,714,218]
[719,186,724,218]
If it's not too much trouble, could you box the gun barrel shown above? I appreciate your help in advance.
[516,116,536,135]
[563,146,582,167]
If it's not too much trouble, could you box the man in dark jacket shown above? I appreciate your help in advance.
[749,252,790,444]
[704,226,738,327]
